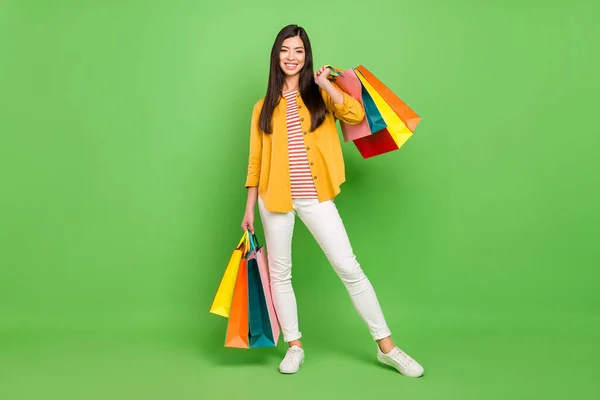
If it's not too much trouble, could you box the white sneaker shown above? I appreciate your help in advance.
[279,345,304,374]
[377,346,424,377]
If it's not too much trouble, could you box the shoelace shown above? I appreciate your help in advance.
[282,348,302,365]
[390,350,414,368]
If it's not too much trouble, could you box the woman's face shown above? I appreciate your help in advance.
[279,35,305,77]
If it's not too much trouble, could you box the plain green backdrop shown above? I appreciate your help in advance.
[1,0,599,399]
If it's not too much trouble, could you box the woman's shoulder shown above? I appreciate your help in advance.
[253,97,265,110]
[250,98,265,123]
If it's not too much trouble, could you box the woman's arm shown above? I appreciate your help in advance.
[241,186,257,234]
[242,102,262,234]
[245,187,258,212]
[320,78,345,105]
[315,66,365,125]
[245,102,263,188]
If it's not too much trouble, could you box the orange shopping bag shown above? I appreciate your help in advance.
[355,65,421,133]
[224,258,249,348]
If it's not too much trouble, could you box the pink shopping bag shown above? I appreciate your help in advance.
[333,68,373,142]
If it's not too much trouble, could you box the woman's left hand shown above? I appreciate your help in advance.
[314,65,332,88]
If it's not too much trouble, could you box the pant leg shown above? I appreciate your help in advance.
[295,198,392,341]
[257,196,302,343]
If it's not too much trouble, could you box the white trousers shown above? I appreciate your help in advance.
[258,196,392,343]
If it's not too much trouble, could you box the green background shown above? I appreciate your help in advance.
[1,0,598,399]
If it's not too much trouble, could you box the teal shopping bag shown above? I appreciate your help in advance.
[361,84,387,133]
[247,235,276,348]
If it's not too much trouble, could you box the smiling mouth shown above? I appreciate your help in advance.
[285,63,299,69]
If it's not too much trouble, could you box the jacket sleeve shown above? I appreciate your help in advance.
[245,102,263,188]
[323,81,365,125]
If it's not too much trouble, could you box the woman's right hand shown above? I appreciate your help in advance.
[241,209,255,234]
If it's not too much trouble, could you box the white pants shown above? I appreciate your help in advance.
[258,196,392,343]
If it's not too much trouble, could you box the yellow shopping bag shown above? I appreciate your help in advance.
[355,69,413,149]
[209,231,249,318]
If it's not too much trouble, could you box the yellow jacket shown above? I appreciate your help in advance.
[245,83,365,213]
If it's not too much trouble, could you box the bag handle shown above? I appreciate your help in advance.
[245,232,262,257]
[325,64,345,79]
[237,231,249,251]
[248,231,256,253]
[251,233,261,249]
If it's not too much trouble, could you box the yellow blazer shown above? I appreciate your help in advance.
[245,83,365,213]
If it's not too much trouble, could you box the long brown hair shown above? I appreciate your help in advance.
[258,24,327,134]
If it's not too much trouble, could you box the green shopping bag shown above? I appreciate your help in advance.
[247,234,276,348]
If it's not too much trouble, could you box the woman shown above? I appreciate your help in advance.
[241,24,424,377]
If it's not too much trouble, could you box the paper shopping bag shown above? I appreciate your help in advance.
[361,83,387,133]
[209,231,249,318]
[333,68,372,141]
[247,256,275,348]
[353,128,400,159]
[355,69,413,150]
[255,247,281,346]
[251,234,280,346]
[356,65,421,132]
[224,257,249,348]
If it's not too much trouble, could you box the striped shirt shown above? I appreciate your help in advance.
[283,91,318,199]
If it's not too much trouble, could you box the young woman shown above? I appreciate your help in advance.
[241,24,424,377]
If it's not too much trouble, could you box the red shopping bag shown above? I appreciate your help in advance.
[353,128,400,159]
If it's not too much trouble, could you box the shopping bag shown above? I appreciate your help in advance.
[361,83,387,133]
[253,235,281,346]
[333,68,375,142]
[356,65,421,132]
[353,128,399,159]
[247,255,275,348]
[224,257,249,348]
[248,234,280,347]
[328,64,420,158]
[355,69,413,150]
[209,231,249,318]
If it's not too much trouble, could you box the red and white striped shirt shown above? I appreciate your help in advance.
[283,91,318,199]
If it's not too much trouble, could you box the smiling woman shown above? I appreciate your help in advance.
[280,37,305,77]
[239,24,425,377]
[258,25,328,134]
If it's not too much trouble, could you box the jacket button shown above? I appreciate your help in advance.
[310,162,314,166]
[301,118,304,122]
[313,176,317,180]
[303,131,307,135]
[306,146,310,150]
[298,105,302,109]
